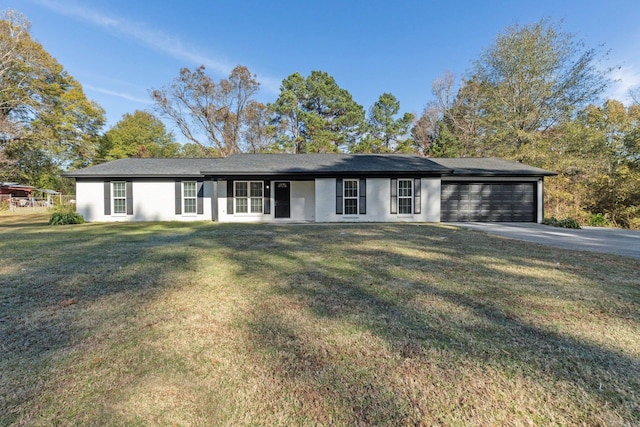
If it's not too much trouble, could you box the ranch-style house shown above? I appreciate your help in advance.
[64,154,556,223]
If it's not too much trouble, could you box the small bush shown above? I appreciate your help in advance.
[49,211,85,225]
[0,199,9,212]
[543,216,581,229]
[588,213,609,227]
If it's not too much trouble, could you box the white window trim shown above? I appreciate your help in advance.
[343,179,359,216]
[235,181,264,215]
[112,181,126,215]
[183,181,197,215]
[398,179,413,215]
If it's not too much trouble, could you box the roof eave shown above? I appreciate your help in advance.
[202,170,453,179]
[443,171,557,177]
[64,173,206,179]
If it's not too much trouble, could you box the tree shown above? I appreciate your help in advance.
[270,72,306,153]
[0,10,105,188]
[353,93,413,153]
[97,110,179,161]
[272,71,365,153]
[413,71,489,157]
[151,65,260,157]
[629,86,640,105]
[242,101,279,153]
[411,104,439,156]
[177,142,217,158]
[0,10,31,140]
[526,100,640,228]
[468,18,610,155]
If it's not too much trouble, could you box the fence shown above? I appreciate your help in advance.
[0,195,76,212]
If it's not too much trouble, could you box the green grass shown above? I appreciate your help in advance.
[1,213,639,426]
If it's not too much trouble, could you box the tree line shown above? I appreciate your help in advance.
[1,10,638,227]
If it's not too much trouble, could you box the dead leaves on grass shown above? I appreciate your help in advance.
[60,298,78,307]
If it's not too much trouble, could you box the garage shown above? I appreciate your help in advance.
[441,181,536,222]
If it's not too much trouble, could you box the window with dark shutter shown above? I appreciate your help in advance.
[343,179,358,215]
[390,178,397,214]
[398,179,413,214]
[359,178,366,215]
[234,181,263,213]
[175,181,182,214]
[414,178,421,214]
[112,181,126,214]
[197,181,204,214]
[226,180,234,214]
[104,181,111,215]
[126,181,133,215]
[335,178,343,214]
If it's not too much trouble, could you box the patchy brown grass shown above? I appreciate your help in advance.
[0,215,638,426]
[0,211,50,227]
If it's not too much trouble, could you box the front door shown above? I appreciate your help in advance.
[274,182,290,218]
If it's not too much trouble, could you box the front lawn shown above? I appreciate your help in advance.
[1,214,638,425]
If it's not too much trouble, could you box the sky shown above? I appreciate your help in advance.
[5,0,640,132]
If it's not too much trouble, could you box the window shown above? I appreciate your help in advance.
[183,181,197,214]
[112,181,126,214]
[336,178,366,215]
[391,178,420,215]
[398,179,413,214]
[235,181,263,214]
[344,179,358,215]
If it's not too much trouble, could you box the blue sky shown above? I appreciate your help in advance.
[5,0,640,131]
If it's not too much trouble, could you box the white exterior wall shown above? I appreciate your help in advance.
[76,179,213,222]
[422,178,441,222]
[217,180,315,223]
[290,181,316,221]
[315,177,440,222]
[537,178,544,223]
[76,180,105,222]
[77,175,543,224]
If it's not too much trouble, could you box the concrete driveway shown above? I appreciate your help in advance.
[451,222,640,259]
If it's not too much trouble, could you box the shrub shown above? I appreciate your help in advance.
[49,211,85,225]
[587,213,609,227]
[543,216,581,229]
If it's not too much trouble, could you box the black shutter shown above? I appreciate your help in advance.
[359,178,366,215]
[263,180,271,215]
[126,181,133,215]
[390,178,397,214]
[414,178,421,214]
[104,181,111,215]
[175,181,182,214]
[336,178,343,214]
[227,180,234,214]
[197,181,204,214]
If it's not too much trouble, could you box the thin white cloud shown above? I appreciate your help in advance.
[257,75,283,96]
[84,84,152,104]
[29,0,232,75]
[609,66,640,105]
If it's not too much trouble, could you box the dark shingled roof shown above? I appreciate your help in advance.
[200,154,452,177]
[432,158,556,177]
[63,158,222,178]
[63,155,555,179]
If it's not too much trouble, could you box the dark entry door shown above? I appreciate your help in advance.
[274,181,290,218]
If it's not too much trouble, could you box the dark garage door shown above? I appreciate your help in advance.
[441,182,536,222]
